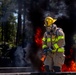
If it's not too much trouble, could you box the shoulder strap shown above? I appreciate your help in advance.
[56,28,61,36]
[44,32,47,44]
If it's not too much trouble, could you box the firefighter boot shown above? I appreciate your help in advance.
[44,65,50,72]
[53,66,61,72]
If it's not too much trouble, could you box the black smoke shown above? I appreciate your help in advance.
[1,0,76,69]
[28,0,76,71]
[5,0,74,70]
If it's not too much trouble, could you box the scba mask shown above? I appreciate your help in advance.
[50,24,57,32]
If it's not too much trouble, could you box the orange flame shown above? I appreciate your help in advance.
[34,27,46,72]
[40,65,46,72]
[62,60,76,72]
[62,48,76,72]
[35,28,76,72]
[41,55,46,62]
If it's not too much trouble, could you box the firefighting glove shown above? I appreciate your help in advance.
[51,46,54,49]
[48,47,52,51]
[48,46,54,52]
[43,48,48,55]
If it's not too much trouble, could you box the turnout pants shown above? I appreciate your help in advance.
[44,52,65,72]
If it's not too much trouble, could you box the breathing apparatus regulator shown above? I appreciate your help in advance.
[44,16,57,34]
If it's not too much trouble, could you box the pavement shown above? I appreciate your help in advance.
[0,67,76,75]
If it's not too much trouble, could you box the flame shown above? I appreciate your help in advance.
[40,65,46,72]
[62,48,76,72]
[40,48,76,72]
[34,27,46,62]
[62,60,76,72]
[34,28,76,72]
[41,55,46,62]
[35,27,42,48]
[34,27,46,72]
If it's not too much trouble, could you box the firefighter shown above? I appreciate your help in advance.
[42,16,65,72]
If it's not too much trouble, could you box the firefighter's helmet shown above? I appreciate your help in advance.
[44,17,57,27]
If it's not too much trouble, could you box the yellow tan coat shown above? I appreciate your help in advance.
[42,28,65,71]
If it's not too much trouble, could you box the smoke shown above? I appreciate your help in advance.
[25,20,34,44]
[1,0,17,22]
[14,46,26,67]
[5,0,76,71]
[14,43,34,67]
[74,1,76,8]
[55,1,69,18]
[14,19,34,67]
[2,0,76,70]
[43,0,69,19]
[72,1,76,17]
